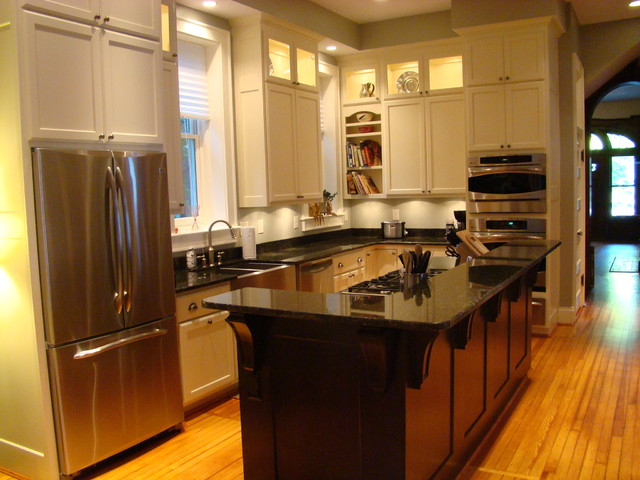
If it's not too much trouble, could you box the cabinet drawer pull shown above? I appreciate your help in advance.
[338,262,343,268]
[188,302,198,311]
[357,257,363,263]
[207,319,213,324]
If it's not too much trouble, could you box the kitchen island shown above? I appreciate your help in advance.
[202,240,560,480]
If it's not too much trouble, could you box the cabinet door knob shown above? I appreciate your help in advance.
[505,76,510,81]
[338,262,343,268]
[103,16,110,22]
[108,133,114,140]
[500,144,505,149]
[188,302,198,311]
[357,257,362,263]
[498,76,503,81]
[506,144,511,148]
[94,13,101,20]
[98,133,105,140]
[207,319,213,324]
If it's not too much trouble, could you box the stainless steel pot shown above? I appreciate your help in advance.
[381,220,406,239]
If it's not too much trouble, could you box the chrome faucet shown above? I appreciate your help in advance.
[207,220,237,267]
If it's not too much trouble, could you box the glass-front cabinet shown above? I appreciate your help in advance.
[342,64,379,104]
[264,28,318,92]
[383,47,463,99]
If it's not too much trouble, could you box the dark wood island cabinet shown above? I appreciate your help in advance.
[203,241,560,480]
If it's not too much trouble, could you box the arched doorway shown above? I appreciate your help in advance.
[585,59,640,293]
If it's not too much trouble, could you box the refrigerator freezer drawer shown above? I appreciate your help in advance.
[46,317,183,476]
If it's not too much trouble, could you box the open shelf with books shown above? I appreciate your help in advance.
[344,109,384,198]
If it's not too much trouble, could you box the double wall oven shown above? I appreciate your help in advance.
[466,154,548,324]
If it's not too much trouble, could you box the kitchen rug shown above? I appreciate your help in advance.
[609,257,640,273]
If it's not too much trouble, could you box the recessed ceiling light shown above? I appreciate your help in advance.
[326,45,337,51]
[202,0,217,7]
[630,0,640,6]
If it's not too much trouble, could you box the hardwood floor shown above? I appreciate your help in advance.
[460,243,640,480]
[4,243,639,480]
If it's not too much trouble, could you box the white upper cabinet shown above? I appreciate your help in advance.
[385,98,426,195]
[162,61,184,214]
[382,46,463,100]
[464,29,545,86]
[160,0,177,61]
[21,0,161,39]
[341,63,379,105]
[232,17,323,207]
[466,81,545,151]
[264,25,318,92]
[426,94,466,195]
[22,10,163,144]
[384,94,465,195]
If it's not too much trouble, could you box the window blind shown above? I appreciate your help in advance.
[178,40,210,119]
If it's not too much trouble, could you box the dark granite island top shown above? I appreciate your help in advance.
[202,240,560,480]
[203,240,558,332]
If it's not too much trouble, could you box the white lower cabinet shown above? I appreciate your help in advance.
[176,283,237,409]
[179,311,236,408]
[385,94,466,196]
[22,10,162,144]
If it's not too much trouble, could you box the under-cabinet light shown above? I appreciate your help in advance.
[202,1,217,7]
[630,1,640,6]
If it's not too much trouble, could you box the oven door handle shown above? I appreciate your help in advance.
[468,166,546,176]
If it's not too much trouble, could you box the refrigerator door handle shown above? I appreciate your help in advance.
[115,166,133,313]
[107,166,123,314]
[73,328,167,359]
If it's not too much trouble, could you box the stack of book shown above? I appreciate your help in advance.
[345,140,382,167]
[346,172,380,195]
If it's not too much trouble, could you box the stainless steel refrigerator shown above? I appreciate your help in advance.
[32,149,183,477]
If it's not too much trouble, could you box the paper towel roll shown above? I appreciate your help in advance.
[241,226,256,259]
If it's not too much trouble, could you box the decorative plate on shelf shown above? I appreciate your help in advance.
[396,71,419,93]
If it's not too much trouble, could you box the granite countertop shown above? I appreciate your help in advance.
[202,240,560,332]
[174,233,449,293]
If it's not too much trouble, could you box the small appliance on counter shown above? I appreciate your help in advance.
[381,220,407,239]
[241,226,257,259]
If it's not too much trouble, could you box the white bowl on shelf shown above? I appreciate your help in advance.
[355,111,374,122]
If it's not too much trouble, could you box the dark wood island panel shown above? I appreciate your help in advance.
[203,242,559,480]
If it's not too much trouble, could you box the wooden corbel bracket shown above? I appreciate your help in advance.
[406,330,441,389]
[450,311,476,350]
[226,313,267,400]
[357,328,398,393]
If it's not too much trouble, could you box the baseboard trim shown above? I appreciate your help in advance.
[558,306,578,325]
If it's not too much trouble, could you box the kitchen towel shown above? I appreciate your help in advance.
[241,226,256,259]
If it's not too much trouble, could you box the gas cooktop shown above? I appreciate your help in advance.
[344,256,458,295]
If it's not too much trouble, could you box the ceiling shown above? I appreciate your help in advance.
[179,0,640,26]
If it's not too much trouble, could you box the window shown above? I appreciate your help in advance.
[173,19,235,232]
[179,117,201,217]
[611,155,636,216]
[589,133,604,150]
[590,130,638,217]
